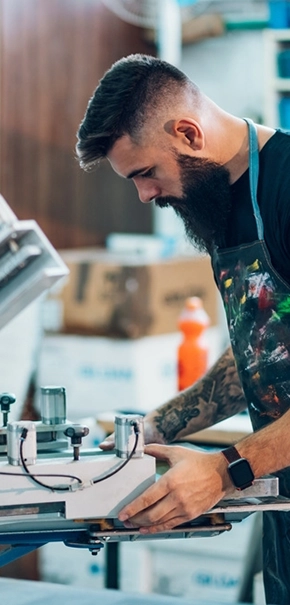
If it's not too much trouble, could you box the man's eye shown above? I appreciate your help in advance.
[142,169,154,178]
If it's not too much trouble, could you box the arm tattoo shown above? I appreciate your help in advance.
[150,346,247,443]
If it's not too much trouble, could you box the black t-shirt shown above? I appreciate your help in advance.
[224,130,290,285]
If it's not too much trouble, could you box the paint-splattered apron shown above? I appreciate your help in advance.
[212,119,290,604]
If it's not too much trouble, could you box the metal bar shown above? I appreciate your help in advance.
[105,542,120,589]
[0,528,87,544]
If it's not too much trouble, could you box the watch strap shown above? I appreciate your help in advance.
[221,445,255,490]
[221,446,241,464]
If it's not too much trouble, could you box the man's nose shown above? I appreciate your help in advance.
[137,183,161,204]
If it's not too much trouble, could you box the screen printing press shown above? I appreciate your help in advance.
[0,194,290,571]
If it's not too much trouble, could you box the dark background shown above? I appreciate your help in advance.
[0,0,155,249]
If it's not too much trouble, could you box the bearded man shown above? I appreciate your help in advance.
[76,54,290,605]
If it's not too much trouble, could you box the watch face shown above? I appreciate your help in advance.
[229,458,254,490]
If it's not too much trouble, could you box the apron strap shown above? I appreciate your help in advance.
[243,118,264,240]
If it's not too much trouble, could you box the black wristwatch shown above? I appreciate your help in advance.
[221,446,254,490]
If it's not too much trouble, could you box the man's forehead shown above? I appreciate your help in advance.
[109,134,138,156]
[108,135,153,177]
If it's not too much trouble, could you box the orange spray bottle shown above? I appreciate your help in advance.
[177,296,210,391]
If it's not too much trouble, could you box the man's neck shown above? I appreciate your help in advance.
[226,122,276,184]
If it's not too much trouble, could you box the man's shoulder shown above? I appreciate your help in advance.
[260,130,290,187]
[261,129,290,157]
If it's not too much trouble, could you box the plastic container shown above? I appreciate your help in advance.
[279,96,290,128]
[277,49,290,77]
[177,297,210,391]
[268,1,290,29]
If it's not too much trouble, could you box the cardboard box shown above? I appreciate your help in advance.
[50,249,219,338]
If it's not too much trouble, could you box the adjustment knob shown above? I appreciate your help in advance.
[0,392,16,427]
[64,424,89,444]
[64,424,89,460]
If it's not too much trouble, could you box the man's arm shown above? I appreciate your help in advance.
[99,345,247,449]
[144,345,247,444]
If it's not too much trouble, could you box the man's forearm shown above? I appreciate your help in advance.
[145,346,247,444]
[236,407,290,478]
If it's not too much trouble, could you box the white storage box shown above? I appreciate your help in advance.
[0,299,42,420]
[36,325,223,420]
[253,571,266,605]
[40,541,105,588]
[36,332,181,419]
[142,514,257,602]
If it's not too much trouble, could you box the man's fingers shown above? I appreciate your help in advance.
[144,443,174,462]
[99,441,115,450]
[139,515,187,535]
[118,476,169,522]
[123,494,178,528]
[99,433,115,450]
[122,490,195,529]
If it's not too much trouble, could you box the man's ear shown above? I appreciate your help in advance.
[172,118,204,151]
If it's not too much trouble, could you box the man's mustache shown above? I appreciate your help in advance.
[155,196,183,209]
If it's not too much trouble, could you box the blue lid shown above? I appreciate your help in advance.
[177,0,197,6]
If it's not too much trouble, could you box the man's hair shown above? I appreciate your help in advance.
[76,54,197,170]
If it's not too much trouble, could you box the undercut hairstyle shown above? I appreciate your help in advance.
[76,53,200,170]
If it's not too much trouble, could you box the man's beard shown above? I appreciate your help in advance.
[155,153,232,254]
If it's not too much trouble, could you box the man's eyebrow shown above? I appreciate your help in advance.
[126,166,150,179]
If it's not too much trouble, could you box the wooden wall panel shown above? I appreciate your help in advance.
[0,0,154,248]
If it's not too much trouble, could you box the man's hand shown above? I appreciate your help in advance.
[99,432,115,450]
[118,444,233,534]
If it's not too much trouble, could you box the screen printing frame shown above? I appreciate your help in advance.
[0,195,69,330]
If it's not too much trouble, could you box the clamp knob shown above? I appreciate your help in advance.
[64,424,89,460]
[0,392,16,427]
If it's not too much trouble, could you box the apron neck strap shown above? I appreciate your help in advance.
[243,118,264,240]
